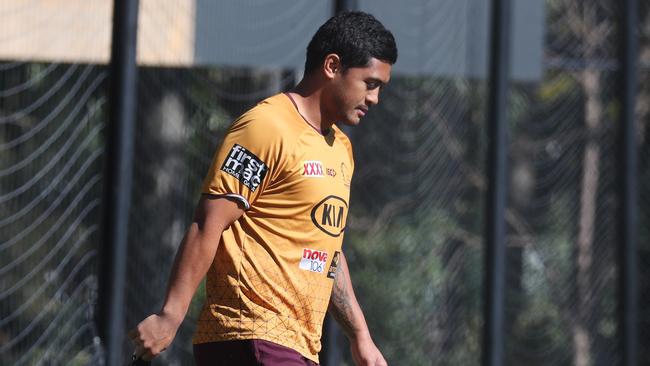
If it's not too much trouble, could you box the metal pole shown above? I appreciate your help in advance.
[99,0,139,365]
[483,0,511,365]
[321,5,359,365]
[332,0,359,142]
[619,0,639,365]
[334,0,358,14]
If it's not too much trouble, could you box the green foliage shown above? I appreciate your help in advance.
[345,210,482,365]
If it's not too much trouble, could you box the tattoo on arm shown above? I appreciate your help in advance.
[329,259,360,337]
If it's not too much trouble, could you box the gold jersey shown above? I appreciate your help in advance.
[193,93,353,363]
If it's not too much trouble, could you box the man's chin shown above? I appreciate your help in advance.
[338,117,361,127]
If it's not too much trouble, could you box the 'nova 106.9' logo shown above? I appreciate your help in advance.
[299,248,328,274]
[311,195,348,237]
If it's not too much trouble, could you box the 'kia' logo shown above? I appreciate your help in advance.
[311,195,348,237]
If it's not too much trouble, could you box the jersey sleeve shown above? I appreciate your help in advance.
[201,111,284,210]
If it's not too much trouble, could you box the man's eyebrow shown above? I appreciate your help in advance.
[366,77,386,85]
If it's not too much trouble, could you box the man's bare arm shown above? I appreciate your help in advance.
[158,195,243,318]
[128,195,244,360]
[328,252,369,338]
[328,252,387,366]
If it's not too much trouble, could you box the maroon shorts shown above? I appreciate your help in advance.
[193,339,319,366]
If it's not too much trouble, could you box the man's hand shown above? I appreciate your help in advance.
[128,312,182,361]
[350,335,387,366]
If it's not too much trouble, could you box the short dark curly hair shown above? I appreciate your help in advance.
[304,11,398,73]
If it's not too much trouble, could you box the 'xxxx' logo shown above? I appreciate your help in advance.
[302,161,324,177]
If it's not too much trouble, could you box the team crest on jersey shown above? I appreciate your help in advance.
[220,144,268,192]
[302,160,324,177]
[299,248,328,274]
[340,162,351,187]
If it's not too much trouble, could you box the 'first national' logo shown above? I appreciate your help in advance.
[221,144,268,192]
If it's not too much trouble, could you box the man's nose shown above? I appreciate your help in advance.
[366,89,379,106]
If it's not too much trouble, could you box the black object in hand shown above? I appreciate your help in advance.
[130,354,151,366]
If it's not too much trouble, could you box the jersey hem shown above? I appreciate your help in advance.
[192,333,320,364]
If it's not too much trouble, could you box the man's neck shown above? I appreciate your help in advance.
[288,79,335,133]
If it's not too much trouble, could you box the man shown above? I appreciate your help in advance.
[129,11,397,366]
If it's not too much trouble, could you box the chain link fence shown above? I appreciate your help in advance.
[0,63,107,365]
[505,1,620,364]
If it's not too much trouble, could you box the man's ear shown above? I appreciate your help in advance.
[323,54,341,79]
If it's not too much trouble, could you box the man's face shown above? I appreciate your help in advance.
[326,57,392,126]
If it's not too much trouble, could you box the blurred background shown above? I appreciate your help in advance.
[1,0,649,365]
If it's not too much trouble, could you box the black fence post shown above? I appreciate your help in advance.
[98,0,139,365]
[333,0,358,148]
[320,4,358,365]
[619,0,639,365]
[483,1,511,366]
[334,0,358,14]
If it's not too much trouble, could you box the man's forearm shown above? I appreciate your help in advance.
[159,222,220,320]
[159,196,242,320]
[328,252,371,340]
